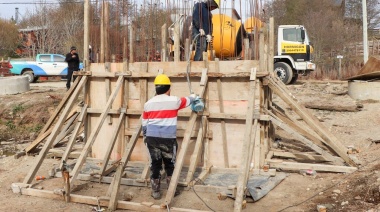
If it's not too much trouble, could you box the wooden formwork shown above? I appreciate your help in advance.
[15,56,357,211]
[14,4,358,211]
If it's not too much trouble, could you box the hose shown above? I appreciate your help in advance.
[186,33,201,94]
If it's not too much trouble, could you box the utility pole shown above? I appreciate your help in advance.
[362,0,369,63]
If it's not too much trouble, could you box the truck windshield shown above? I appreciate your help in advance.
[283,28,303,43]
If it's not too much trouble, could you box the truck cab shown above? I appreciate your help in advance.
[274,25,316,84]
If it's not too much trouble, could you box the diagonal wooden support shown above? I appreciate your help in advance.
[25,110,78,153]
[164,68,209,208]
[268,113,344,165]
[99,112,126,176]
[53,112,79,147]
[36,77,81,139]
[59,105,88,170]
[185,116,207,184]
[267,76,356,167]
[234,68,258,212]
[23,76,88,184]
[108,117,142,210]
[70,76,124,185]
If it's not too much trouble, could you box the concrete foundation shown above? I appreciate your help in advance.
[348,80,380,100]
[0,76,30,95]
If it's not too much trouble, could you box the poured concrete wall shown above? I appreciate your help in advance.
[0,76,30,95]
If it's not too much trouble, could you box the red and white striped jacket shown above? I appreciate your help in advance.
[142,94,195,138]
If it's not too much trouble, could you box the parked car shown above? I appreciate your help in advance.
[0,61,12,77]
[10,54,83,83]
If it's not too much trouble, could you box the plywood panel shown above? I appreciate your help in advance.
[89,61,261,166]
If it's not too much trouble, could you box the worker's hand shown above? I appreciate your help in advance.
[199,29,206,36]
[206,35,212,43]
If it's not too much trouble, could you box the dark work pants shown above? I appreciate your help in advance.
[145,136,178,179]
[66,68,77,89]
[192,27,207,61]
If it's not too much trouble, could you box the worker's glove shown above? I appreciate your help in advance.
[189,93,197,100]
[206,35,212,43]
[199,29,206,36]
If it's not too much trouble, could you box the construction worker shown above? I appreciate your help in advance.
[192,0,219,61]
[142,74,197,199]
[65,46,80,90]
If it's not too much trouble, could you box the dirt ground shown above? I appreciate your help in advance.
[1,79,380,212]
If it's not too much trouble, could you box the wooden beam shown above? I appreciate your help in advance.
[108,117,142,210]
[267,76,356,167]
[25,111,77,153]
[164,68,209,207]
[161,23,168,62]
[23,76,87,184]
[36,75,80,139]
[174,21,180,62]
[52,113,78,147]
[99,112,126,176]
[105,62,112,125]
[234,69,258,212]
[185,116,207,184]
[267,160,357,173]
[59,105,88,170]
[70,76,124,185]
[272,151,342,163]
[20,188,210,212]
[215,58,229,168]
[269,113,343,165]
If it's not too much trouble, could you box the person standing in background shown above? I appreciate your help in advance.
[65,46,80,90]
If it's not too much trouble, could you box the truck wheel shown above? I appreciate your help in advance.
[289,74,298,84]
[22,71,34,83]
[274,62,293,84]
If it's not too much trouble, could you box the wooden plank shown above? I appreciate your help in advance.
[174,21,180,62]
[25,110,77,153]
[70,76,124,185]
[269,113,342,165]
[52,113,78,147]
[267,161,357,173]
[23,76,88,184]
[99,112,126,176]
[267,76,356,167]
[59,105,88,170]
[20,188,210,212]
[215,58,229,168]
[185,116,207,184]
[164,69,209,207]
[36,76,80,139]
[269,106,326,148]
[272,151,340,162]
[161,23,168,62]
[108,117,142,210]
[105,62,113,125]
[233,69,257,212]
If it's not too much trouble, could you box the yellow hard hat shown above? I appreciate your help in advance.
[154,74,171,85]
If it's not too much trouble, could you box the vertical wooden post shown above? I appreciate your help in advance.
[104,1,110,62]
[174,21,180,62]
[215,58,229,168]
[244,38,249,60]
[84,0,90,69]
[129,25,134,63]
[100,0,105,63]
[185,38,190,61]
[63,170,70,202]
[161,23,167,62]
[105,62,112,124]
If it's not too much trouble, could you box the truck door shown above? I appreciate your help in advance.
[52,55,67,75]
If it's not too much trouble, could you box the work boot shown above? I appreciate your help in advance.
[150,178,161,200]
[166,176,180,196]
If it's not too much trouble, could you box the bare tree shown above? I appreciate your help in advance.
[0,19,19,57]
